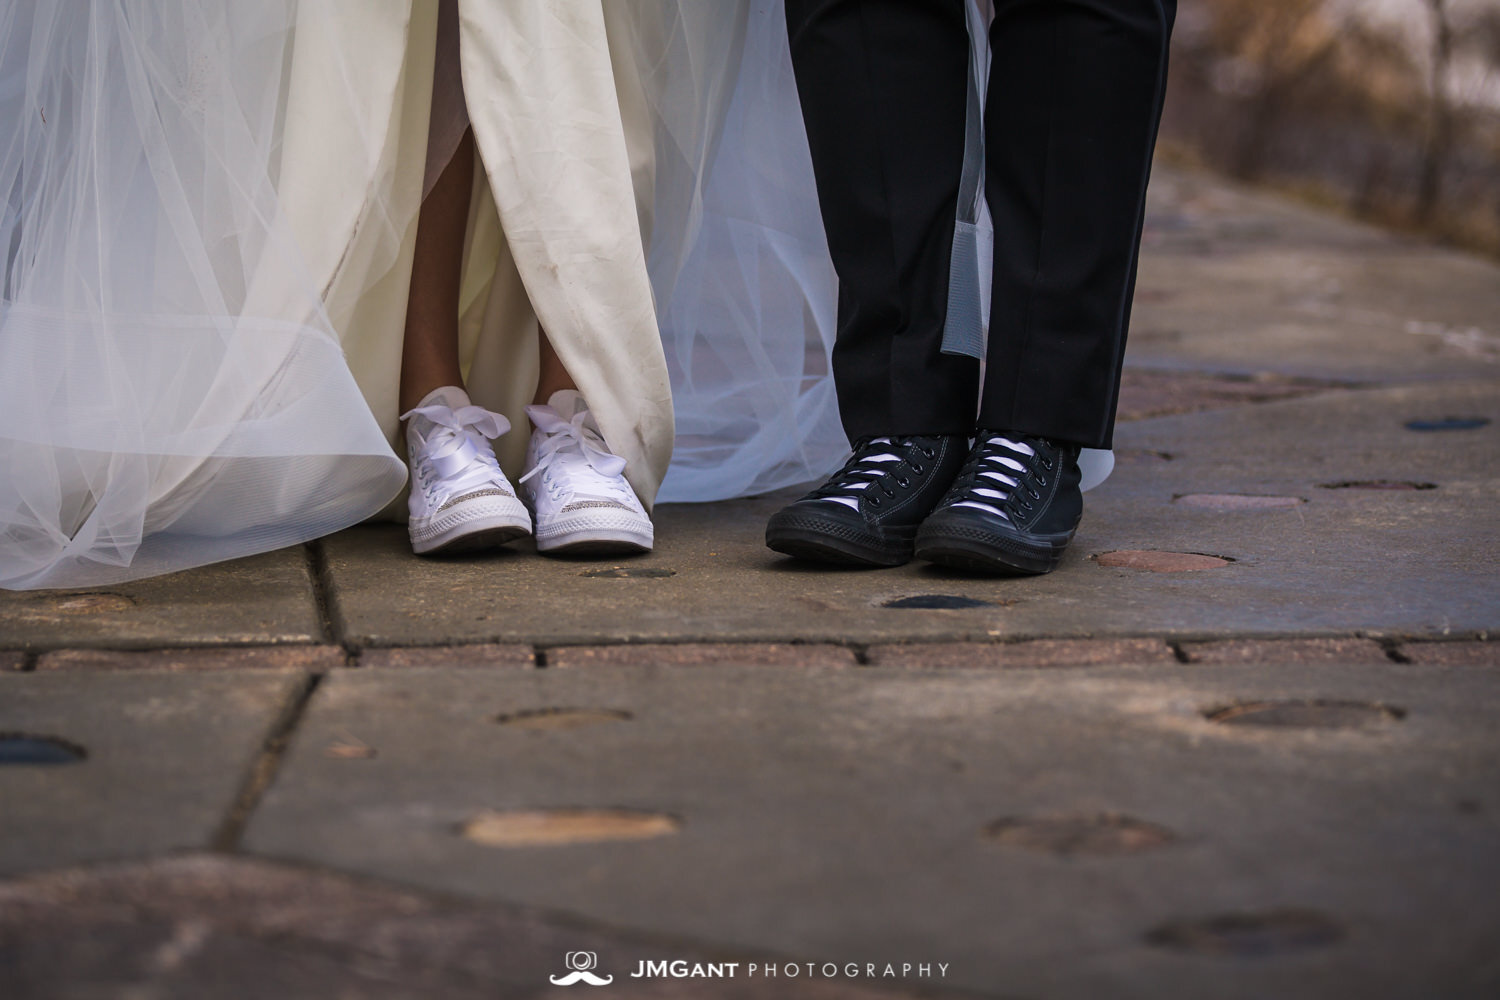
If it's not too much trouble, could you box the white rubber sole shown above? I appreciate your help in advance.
[534,512,653,556]
[411,497,532,555]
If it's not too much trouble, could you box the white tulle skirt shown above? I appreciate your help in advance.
[0,1,848,589]
[636,5,847,502]
[0,2,411,589]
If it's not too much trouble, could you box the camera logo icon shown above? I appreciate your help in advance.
[550,951,613,986]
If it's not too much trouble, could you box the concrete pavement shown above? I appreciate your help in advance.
[2,166,1498,999]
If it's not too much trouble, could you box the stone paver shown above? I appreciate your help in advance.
[36,645,344,672]
[1131,170,1500,382]
[1171,493,1305,510]
[865,638,1177,669]
[0,855,940,1000]
[319,378,1498,646]
[1114,369,1354,422]
[1179,638,1391,665]
[0,548,323,651]
[1398,641,1499,667]
[356,644,535,669]
[1094,550,1233,571]
[0,670,305,875]
[244,661,1500,999]
[547,643,857,669]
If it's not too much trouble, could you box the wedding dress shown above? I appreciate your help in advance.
[0,1,847,589]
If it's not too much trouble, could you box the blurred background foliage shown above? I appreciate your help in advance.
[1161,0,1500,256]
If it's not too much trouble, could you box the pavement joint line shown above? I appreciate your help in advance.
[210,671,324,853]
[303,541,353,664]
[1120,363,1383,389]
[1378,638,1414,664]
[1369,628,1492,645]
[535,638,865,652]
[1145,629,1489,645]
[8,637,1494,666]
[1415,630,1492,643]
[534,640,871,667]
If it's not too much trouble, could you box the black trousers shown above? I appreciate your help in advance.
[785,0,1175,449]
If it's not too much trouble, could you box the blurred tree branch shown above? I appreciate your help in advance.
[1166,0,1500,258]
[1416,0,1454,223]
[1203,0,1341,179]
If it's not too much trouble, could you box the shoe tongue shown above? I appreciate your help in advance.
[545,389,606,440]
[545,389,588,421]
[416,385,472,412]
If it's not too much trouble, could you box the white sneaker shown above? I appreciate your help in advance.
[520,390,653,555]
[402,386,532,555]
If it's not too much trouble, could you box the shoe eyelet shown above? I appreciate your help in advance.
[1036,474,1048,487]
[896,476,909,488]
[920,447,935,459]
[1022,500,1034,511]
[1028,488,1041,501]
[911,464,924,474]
[870,496,882,506]
[1042,458,1054,471]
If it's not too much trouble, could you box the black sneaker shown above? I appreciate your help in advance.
[765,434,968,567]
[914,432,1082,574]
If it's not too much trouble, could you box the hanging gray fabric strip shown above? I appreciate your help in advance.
[940,0,991,360]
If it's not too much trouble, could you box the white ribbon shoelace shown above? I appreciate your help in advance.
[519,405,630,501]
[401,403,512,497]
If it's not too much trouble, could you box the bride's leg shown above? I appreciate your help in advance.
[532,328,577,405]
[399,128,473,413]
[398,123,531,555]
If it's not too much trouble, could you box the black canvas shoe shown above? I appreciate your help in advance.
[765,434,968,567]
[914,432,1082,575]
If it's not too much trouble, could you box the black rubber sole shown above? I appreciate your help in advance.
[765,513,915,568]
[914,522,1071,575]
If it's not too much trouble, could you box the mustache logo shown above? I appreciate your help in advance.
[549,970,614,986]
[551,952,613,986]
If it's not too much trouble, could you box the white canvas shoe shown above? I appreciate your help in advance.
[520,390,653,555]
[402,386,532,555]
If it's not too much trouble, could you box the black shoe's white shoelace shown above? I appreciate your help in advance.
[812,437,937,511]
[949,435,1037,522]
